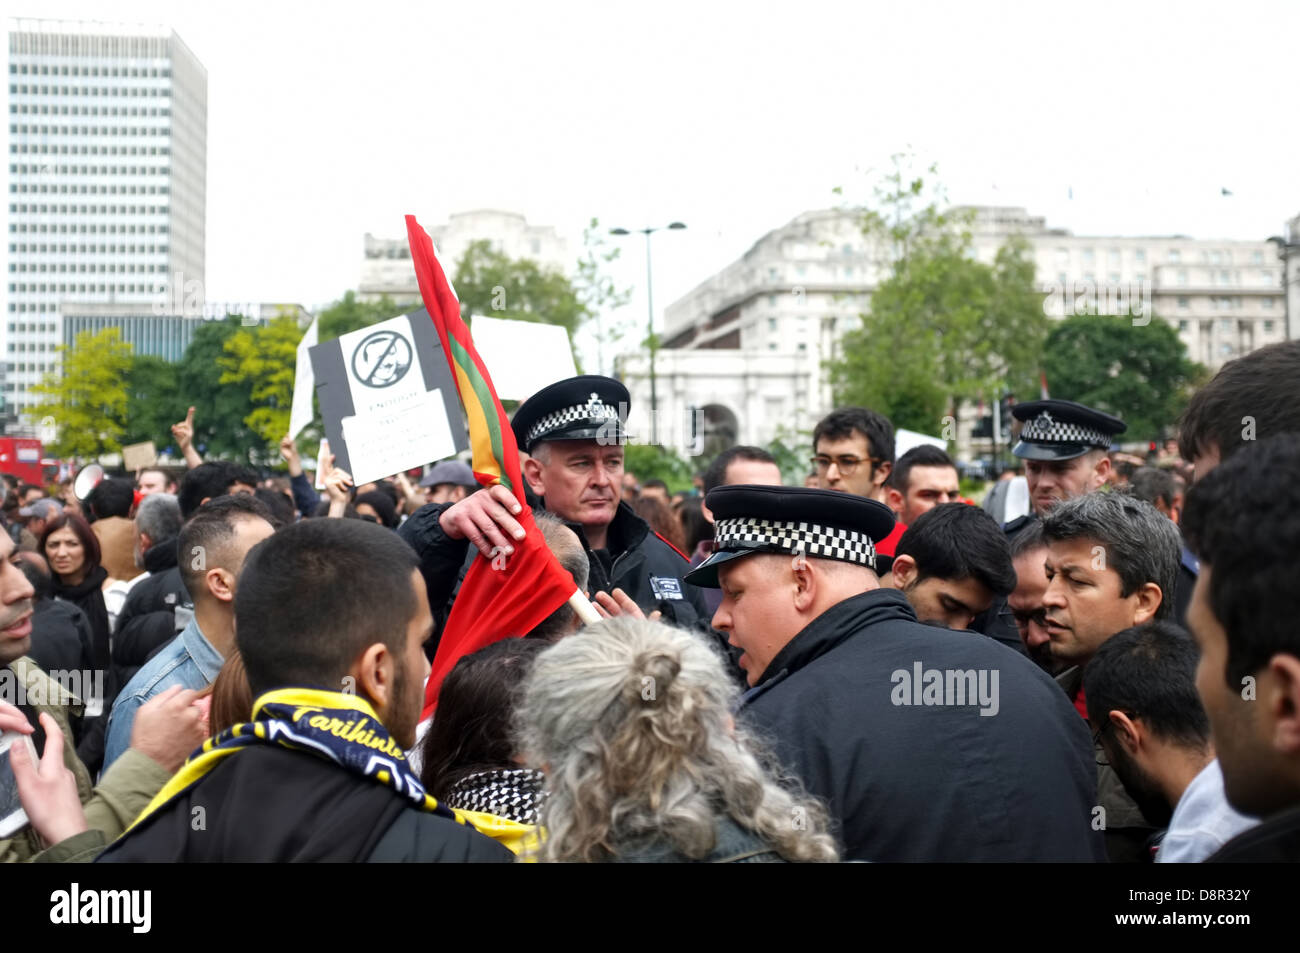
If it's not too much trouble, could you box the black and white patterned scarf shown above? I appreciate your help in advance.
[445,767,547,825]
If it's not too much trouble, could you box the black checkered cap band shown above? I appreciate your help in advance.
[1020,412,1111,448]
[714,517,877,570]
[526,400,621,446]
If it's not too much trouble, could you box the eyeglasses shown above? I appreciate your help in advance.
[810,455,882,476]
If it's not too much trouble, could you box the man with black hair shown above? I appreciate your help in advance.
[1084,621,1256,862]
[880,503,1016,634]
[1182,434,1300,861]
[1041,492,1182,861]
[86,478,139,582]
[640,479,670,505]
[98,519,512,862]
[1178,340,1300,482]
[102,495,275,772]
[176,461,258,521]
[885,445,962,526]
[811,406,894,502]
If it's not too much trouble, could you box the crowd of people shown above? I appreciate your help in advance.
[1,339,1298,864]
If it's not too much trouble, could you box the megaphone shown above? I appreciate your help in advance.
[73,464,104,502]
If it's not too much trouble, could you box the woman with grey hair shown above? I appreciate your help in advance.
[517,616,839,863]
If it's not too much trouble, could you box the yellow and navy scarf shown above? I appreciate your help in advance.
[123,688,464,836]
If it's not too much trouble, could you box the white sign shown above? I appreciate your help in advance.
[469,314,577,400]
[341,389,456,487]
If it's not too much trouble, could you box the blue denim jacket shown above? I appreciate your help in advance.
[102,616,223,774]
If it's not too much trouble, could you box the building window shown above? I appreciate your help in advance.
[1134,248,1147,263]
[1178,321,1188,332]
[1265,320,1276,333]
[1082,248,1095,264]
[1168,249,1181,264]
[1177,297,1189,310]
[767,317,777,331]
[1263,297,1274,309]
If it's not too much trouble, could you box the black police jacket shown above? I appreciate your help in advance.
[399,498,712,653]
[737,587,1106,862]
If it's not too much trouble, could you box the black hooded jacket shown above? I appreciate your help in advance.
[737,587,1105,862]
[110,538,189,690]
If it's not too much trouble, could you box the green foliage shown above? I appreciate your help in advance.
[624,443,695,493]
[454,240,596,367]
[219,313,305,453]
[318,291,415,342]
[174,316,260,462]
[829,157,1049,433]
[122,355,183,449]
[576,218,634,375]
[764,426,814,485]
[1042,313,1206,440]
[28,328,133,458]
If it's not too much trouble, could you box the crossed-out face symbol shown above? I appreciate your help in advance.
[352,330,413,388]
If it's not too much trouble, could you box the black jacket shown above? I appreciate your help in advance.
[399,499,713,651]
[111,541,190,691]
[27,598,95,678]
[1206,804,1300,863]
[96,744,514,863]
[738,588,1105,862]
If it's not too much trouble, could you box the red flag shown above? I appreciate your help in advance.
[405,215,579,720]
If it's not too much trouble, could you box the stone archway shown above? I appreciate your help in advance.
[696,403,739,463]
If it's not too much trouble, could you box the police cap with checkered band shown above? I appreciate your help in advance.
[510,375,631,454]
[684,484,898,588]
[1011,399,1126,462]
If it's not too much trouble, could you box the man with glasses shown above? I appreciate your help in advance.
[811,407,907,558]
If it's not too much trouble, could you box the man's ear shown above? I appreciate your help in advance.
[353,642,396,712]
[885,486,904,516]
[873,461,893,490]
[700,500,715,524]
[791,556,816,613]
[139,531,154,552]
[522,456,546,497]
[1109,710,1143,755]
[890,554,917,590]
[1091,454,1112,490]
[206,567,237,604]
[1267,654,1300,756]
[1131,582,1163,625]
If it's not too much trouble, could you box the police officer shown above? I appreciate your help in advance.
[1009,398,1127,523]
[400,376,711,652]
[686,484,1103,862]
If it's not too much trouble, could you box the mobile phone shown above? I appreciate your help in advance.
[0,730,37,838]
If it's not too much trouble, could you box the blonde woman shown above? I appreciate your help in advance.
[518,617,839,863]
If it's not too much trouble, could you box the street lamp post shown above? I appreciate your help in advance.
[610,222,686,444]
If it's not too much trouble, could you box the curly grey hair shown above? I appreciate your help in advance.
[517,616,839,862]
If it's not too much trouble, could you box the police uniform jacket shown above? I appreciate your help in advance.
[738,587,1105,862]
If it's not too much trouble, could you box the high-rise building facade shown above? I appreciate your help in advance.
[5,18,207,428]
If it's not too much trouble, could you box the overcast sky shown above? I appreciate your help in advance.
[12,1,1300,367]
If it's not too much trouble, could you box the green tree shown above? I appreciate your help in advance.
[829,157,1049,434]
[764,426,815,485]
[454,240,591,352]
[219,314,304,455]
[28,328,133,458]
[1042,312,1206,440]
[575,218,633,375]
[174,316,259,461]
[624,443,694,493]
[318,291,415,342]
[122,355,183,449]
